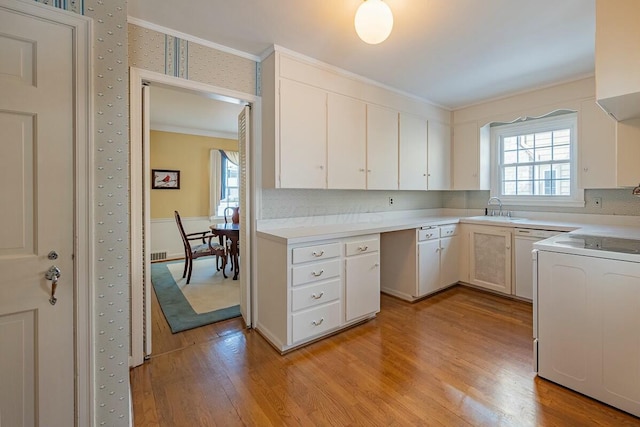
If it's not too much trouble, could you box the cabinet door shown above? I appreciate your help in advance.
[367,104,398,190]
[427,120,451,190]
[468,226,512,294]
[452,121,479,190]
[328,93,366,189]
[345,252,380,322]
[440,235,459,288]
[279,79,327,188]
[417,239,440,296]
[399,113,428,190]
[579,99,616,189]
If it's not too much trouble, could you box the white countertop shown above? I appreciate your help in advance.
[256,215,462,244]
[256,210,640,245]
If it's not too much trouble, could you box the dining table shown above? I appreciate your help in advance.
[210,222,240,280]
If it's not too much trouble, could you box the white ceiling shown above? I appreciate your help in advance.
[129,0,595,111]
[149,86,244,138]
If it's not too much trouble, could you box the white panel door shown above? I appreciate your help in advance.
[345,253,380,322]
[279,79,327,188]
[0,5,75,426]
[427,120,451,190]
[367,104,398,190]
[399,113,428,190]
[327,93,367,189]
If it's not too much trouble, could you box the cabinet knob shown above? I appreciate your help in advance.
[311,269,324,277]
[311,292,324,300]
[319,165,324,170]
[359,168,365,172]
[583,167,589,172]
[312,318,324,326]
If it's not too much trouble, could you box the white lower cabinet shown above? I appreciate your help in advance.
[467,225,512,294]
[418,239,440,296]
[256,234,380,352]
[345,250,380,322]
[381,224,459,301]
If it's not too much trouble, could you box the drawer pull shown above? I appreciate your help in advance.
[358,245,368,252]
[311,269,324,277]
[311,292,324,299]
[312,318,324,326]
[312,250,324,257]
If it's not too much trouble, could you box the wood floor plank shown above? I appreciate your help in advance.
[131,286,640,426]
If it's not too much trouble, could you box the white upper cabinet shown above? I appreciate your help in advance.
[427,120,451,190]
[261,50,450,190]
[452,121,490,190]
[580,99,640,189]
[579,99,617,189]
[279,79,328,189]
[595,0,640,121]
[399,113,428,190]
[328,93,367,189]
[366,104,398,190]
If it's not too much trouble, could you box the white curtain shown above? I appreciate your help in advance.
[223,150,239,166]
[209,149,222,217]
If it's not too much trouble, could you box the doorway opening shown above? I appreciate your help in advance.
[129,68,260,367]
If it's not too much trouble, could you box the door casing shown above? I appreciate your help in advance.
[0,0,94,425]
[129,67,261,367]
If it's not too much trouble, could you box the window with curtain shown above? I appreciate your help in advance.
[210,150,239,218]
[490,112,584,207]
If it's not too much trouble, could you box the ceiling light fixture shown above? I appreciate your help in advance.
[354,0,394,45]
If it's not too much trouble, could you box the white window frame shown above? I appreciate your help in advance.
[216,155,239,217]
[490,112,584,207]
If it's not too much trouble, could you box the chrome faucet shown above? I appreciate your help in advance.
[487,197,503,216]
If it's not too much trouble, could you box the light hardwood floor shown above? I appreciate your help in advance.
[130,286,640,426]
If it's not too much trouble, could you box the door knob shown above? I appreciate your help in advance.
[45,265,61,305]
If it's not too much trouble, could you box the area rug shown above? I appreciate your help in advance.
[151,258,241,333]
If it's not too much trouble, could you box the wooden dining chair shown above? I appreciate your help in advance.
[174,210,227,284]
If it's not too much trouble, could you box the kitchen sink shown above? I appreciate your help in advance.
[465,216,527,223]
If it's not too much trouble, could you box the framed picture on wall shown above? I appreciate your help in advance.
[152,169,180,189]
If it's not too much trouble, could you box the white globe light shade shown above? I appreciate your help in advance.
[354,0,394,44]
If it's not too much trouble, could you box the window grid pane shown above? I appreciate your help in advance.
[501,126,572,196]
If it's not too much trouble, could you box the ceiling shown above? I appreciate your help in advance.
[129,0,595,111]
[149,86,244,138]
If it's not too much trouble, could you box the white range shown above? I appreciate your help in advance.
[533,231,640,417]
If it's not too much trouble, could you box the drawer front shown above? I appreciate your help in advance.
[292,259,341,286]
[418,227,439,241]
[292,242,341,264]
[292,301,341,343]
[440,224,458,238]
[345,238,380,257]
[291,279,340,311]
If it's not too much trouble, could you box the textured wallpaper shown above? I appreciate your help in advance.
[128,23,256,94]
[261,189,444,219]
[442,189,640,216]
